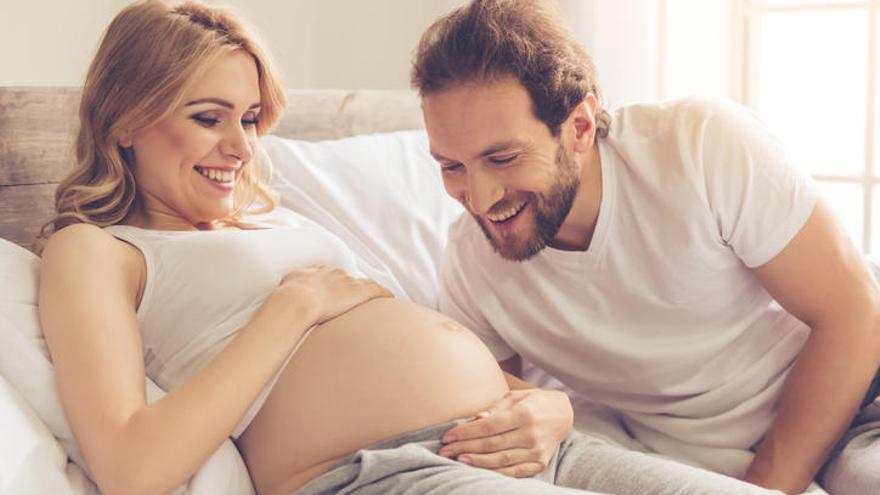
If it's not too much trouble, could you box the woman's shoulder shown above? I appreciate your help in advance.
[45,222,116,251]
[42,223,142,273]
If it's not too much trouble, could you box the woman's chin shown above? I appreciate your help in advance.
[193,206,235,226]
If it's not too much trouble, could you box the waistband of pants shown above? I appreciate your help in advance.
[321,416,474,472]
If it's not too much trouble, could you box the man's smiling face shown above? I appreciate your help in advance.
[423,77,582,261]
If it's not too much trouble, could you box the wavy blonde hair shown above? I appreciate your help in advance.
[37,0,286,250]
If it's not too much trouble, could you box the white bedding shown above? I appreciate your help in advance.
[0,129,828,494]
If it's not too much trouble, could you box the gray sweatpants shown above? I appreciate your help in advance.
[295,419,781,495]
[819,369,880,495]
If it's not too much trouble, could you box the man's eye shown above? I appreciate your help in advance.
[192,115,220,127]
[489,154,518,165]
[441,163,463,172]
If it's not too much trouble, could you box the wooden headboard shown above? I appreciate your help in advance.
[0,87,424,251]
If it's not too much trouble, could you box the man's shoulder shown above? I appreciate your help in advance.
[610,96,749,137]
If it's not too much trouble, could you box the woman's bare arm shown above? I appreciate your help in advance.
[39,223,388,495]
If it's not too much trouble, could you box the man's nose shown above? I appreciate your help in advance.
[466,169,504,215]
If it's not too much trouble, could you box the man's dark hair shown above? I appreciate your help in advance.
[411,0,611,137]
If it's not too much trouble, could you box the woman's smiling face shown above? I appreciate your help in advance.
[125,49,262,230]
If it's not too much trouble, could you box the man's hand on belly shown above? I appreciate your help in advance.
[436,388,574,477]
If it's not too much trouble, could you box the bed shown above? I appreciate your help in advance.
[0,87,828,494]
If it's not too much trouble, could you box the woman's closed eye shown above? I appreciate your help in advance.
[191,112,260,128]
[192,115,221,127]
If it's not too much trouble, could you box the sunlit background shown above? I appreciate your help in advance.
[585,0,879,257]
[3,0,878,255]
[747,1,879,257]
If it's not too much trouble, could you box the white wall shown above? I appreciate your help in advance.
[0,0,131,86]
[558,0,734,110]
[0,0,466,88]
[2,0,732,107]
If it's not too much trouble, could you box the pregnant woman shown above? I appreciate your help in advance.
[38,2,779,495]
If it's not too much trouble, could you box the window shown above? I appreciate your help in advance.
[741,0,879,254]
[574,0,877,253]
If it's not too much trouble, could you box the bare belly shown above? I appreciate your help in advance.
[236,298,509,495]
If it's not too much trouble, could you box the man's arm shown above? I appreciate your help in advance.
[744,200,880,493]
[437,354,575,477]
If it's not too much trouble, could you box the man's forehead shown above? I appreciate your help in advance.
[423,78,531,116]
[422,82,544,161]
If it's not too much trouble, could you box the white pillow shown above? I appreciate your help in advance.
[0,238,254,495]
[0,373,90,494]
[262,130,464,309]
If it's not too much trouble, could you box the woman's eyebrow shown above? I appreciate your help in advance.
[185,97,261,110]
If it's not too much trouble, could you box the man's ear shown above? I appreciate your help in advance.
[568,93,598,153]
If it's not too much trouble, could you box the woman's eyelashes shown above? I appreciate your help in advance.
[190,113,259,128]
[192,115,220,127]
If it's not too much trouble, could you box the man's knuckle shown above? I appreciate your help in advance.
[522,432,538,448]
[516,406,535,424]
[486,435,502,450]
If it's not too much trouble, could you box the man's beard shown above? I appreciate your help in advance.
[474,143,580,261]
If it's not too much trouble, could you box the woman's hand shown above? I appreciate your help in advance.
[437,388,574,477]
[265,266,393,327]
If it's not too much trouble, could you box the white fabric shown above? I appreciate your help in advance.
[104,217,360,439]
[262,130,464,309]
[0,238,254,495]
[439,97,818,478]
[0,374,93,495]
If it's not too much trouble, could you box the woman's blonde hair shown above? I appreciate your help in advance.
[38,0,286,248]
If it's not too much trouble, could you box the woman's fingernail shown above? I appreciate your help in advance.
[438,449,453,457]
[459,456,472,465]
[442,434,456,444]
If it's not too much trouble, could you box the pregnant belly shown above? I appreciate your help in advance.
[236,298,509,495]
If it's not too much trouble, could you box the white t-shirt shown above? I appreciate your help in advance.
[439,97,818,476]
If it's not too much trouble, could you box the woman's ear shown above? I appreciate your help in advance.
[117,130,134,148]
[568,93,598,153]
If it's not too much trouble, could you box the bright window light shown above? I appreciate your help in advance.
[754,9,867,177]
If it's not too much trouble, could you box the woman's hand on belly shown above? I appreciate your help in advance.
[263,266,393,329]
[436,388,574,478]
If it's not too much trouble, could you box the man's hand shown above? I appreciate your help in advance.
[437,388,574,477]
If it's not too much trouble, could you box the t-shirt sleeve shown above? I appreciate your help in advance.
[438,231,517,362]
[696,99,818,268]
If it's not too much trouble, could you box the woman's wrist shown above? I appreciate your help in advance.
[253,290,322,341]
